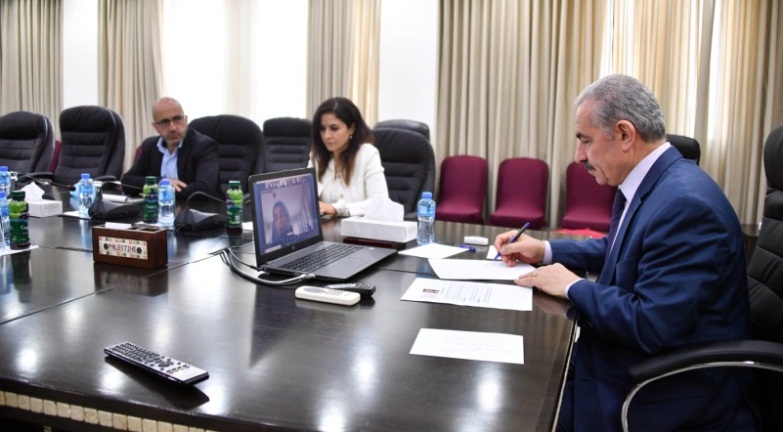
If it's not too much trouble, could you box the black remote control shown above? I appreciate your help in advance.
[104,342,209,385]
[324,282,376,297]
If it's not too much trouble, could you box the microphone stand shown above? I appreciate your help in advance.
[174,191,227,232]
[88,181,145,220]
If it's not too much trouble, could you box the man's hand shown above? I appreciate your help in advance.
[516,263,580,299]
[168,179,187,193]
[493,231,545,266]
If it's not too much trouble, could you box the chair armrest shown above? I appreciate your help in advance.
[622,340,783,432]
[628,340,783,384]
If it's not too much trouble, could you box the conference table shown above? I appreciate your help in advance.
[0,190,575,432]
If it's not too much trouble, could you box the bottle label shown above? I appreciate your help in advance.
[10,206,29,249]
[227,203,243,228]
[143,188,159,223]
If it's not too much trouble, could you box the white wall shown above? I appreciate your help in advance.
[62,0,99,108]
[61,1,439,142]
[378,0,439,145]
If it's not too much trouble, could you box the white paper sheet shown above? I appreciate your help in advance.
[486,245,498,260]
[399,243,472,259]
[401,277,532,311]
[0,245,39,256]
[428,258,534,280]
[410,328,524,364]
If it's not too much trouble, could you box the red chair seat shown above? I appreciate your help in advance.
[436,155,488,224]
[559,161,616,232]
[489,157,548,229]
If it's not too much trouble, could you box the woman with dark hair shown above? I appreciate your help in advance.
[271,200,293,244]
[309,97,389,217]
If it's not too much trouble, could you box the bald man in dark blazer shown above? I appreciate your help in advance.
[122,97,219,198]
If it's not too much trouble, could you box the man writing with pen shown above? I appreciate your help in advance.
[494,75,757,431]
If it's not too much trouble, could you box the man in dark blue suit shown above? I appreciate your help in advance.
[495,74,757,431]
[122,97,219,199]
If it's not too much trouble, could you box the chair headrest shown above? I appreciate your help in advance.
[0,111,50,140]
[190,115,262,143]
[374,119,430,140]
[763,125,783,221]
[60,106,117,133]
[263,117,312,138]
[764,124,783,193]
[373,128,432,162]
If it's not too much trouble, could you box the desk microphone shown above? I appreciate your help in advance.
[174,191,227,231]
[88,181,143,220]
[15,174,77,193]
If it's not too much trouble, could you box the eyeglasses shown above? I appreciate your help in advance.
[154,115,186,128]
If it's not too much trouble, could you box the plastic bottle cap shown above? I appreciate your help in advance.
[422,191,432,199]
[0,166,7,172]
[11,190,25,200]
[81,173,90,180]
[145,176,157,183]
[160,179,170,186]
[229,180,241,187]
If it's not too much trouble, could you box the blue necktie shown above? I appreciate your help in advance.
[605,190,626,262]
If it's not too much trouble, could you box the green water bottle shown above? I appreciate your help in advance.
[142,176,159,223]
[226,180,243,232]
[9,190,30,250]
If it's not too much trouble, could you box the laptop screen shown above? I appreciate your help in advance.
[249,168,322,265]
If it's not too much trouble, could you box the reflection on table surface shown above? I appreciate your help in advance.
[0,194,575,432]
[0,254,574,432]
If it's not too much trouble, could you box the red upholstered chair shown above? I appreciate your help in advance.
[435,155,488,224]
[489,157,548,229]
[560,161,617,233]
[48,139,61,172]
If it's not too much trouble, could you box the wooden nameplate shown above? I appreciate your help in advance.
[92,225,168,269]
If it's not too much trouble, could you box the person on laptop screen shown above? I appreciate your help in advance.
[271,200,294,245]
[308,97,389,217]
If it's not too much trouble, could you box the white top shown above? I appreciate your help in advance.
[309,143,389,217]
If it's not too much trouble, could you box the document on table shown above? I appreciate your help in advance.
[399,243,471,259]
[428,258,534,280]
[401,277,532,311]
[410,328,524,364]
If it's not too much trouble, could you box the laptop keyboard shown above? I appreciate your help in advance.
[280,243,362,273]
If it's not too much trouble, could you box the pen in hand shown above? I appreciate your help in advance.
[494,222,530,261]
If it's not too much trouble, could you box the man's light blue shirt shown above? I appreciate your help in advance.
[156,137,182,180]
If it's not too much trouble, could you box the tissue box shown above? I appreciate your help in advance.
[27,200,63,217]
[340,217,417,243]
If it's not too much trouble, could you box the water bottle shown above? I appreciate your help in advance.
[0,191,9,248]
[416,191,436,245]
[77,173,94,218]
[226,180,243,232]
[142,176,159,223]
[0,166,10,198]
[9,190,30,250]
[158,179,175,228]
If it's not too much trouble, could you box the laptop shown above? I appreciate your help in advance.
[248,167,396,281]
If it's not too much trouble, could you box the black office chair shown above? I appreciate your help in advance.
[374,119,430,141]
[262,117,311,174]
[190,114,264,196]
[47,106,126,185]
[666,134,701,165]
[621,124,783,431]
[373,127,435,220]
[0,111,55,174]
